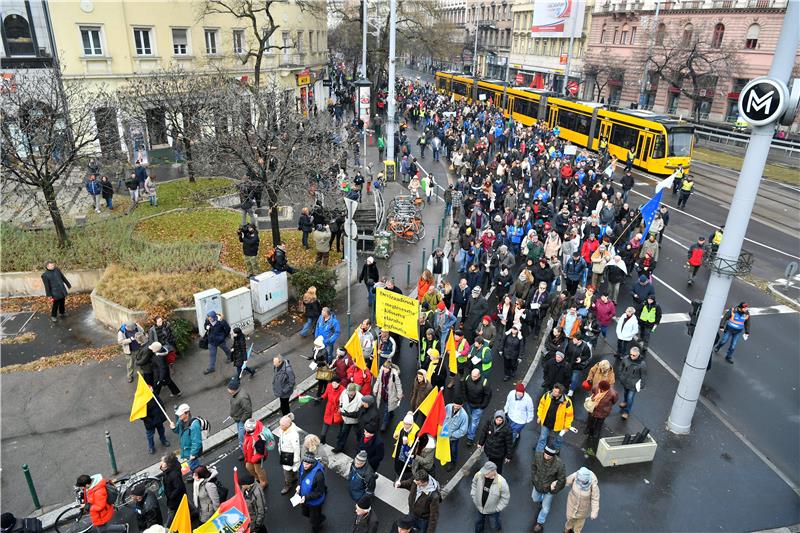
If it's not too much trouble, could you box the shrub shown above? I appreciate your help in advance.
[169,317,195,354]
[290,266,338,307]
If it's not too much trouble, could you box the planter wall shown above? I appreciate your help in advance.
[0,269,105,298]
[596,434,658,467]
[91,289,147,330]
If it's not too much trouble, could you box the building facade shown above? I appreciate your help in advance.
[0,0,55,73]
[509,0,595,95]
[463,0,514,79]
[583,0,798,124]
[45,0,328,156]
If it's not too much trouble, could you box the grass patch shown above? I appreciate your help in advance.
[0,178,234,272]
[137,209,326,272]
[0,344,120,374]
[0,331,37,345]
[95,264,244,311]
[693,147,798,186]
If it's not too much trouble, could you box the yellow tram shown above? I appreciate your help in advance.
[434,71,693,175]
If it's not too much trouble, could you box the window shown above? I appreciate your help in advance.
[668,127,694,157]
[296,31,303,53]
[204,29,218,54]
[4,14,34,55]
[600,23,607,44]
[557,109,591,135]
[610,122,638,150]
[711,23,724,48]
[652,134,665,159]
[621,24,629,45]
[745,23,759,49]
[655,23,666,45]
[612,27,619,44]
[452,81,468,96]
[80,26,103,56]
[172,28,188,55]
[682,24,693,46]
[133,27,153,55]
[512,97,539,118]
[233,29,245,54]
[630,26,636,44]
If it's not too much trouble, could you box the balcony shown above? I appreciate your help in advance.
[279,53,304,67]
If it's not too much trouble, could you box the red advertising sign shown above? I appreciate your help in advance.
[559,54,568,65]
[515,73,524,85]
[567,80,579,96]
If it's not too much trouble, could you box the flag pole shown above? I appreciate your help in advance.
[396,434,419,484]
[150,391,172,422]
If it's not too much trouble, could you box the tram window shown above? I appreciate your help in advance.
[610,123,638,150]
[437,78,447,90]
[557,109,591,135]
[452,82,467,96]
[652,134,665,159]
[513,97,538,118]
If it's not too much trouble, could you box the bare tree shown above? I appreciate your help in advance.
[646,20,738,120]
[201,79,347,245]
[118,65,217,182]
[1,70,109,247]
[583,50,625,101]
[199,0,324,90]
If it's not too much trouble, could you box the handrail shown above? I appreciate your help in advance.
[690,122,799,158]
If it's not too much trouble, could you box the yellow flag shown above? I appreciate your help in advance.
[445,330,458,374]
[345,329,367,370]
[169,494,192,533]
[370,340,380,378]
[129,372,154,422]
[415,386,439,416]
[435,424,452,465]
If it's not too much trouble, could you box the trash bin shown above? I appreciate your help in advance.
[596,434,657,467]
[374,231,393,259]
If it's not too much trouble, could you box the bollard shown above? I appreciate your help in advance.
[22,464,41,510]
[347,312,352,338]
[105,431,119,475]
[406,261,411,288]
[431,238,436,252]
[421,248,427,273]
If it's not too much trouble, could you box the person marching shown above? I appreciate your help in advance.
[714,302,750,364]
[296,453,327,533]
[686,236,706,285]
[676,175,694,209]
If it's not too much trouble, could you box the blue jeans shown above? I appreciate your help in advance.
[367,285,376,308]
[509,420,526,443]
[569,369,583,392]
[445,202,452,216]
[237,421,245,449]
[325,343,335,364]
[105,197,113,209]
[145,423,169,451]
[531,487,554,525]
[622,388,636,414]
[536,426,563,452]
[450,437,460,463]
[599,325,609,337]
[208,342,232,370]
[715,328,743,358]
[299,318,313,337]
[467,406,484,442]
[414,517,429,533]
[474,508,502,533]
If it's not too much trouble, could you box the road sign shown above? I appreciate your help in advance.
[737,77,789,126]
[344,220,358,239]
[567,80,579,96]
[515,73,524,85]
[785,261,798,280]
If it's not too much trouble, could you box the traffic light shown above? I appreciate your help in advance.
[687,299,703,336]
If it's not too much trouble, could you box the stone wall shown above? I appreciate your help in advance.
[0,269,105,298]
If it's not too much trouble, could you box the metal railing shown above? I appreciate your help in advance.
[691,122,800,158]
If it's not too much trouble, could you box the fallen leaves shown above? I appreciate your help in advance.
[0,344,120,374]
[0,294,93,314]
[0,331,37,345]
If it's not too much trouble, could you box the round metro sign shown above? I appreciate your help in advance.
[737,76,789,126]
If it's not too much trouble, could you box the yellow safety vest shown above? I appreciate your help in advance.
[456,339,469,363]
[627,149,635,161]
[681,180,694,192]
[712,230,723,245]
[676,168,685,179]
[640,305,657,323]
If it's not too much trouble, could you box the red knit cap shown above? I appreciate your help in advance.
[515,383,525,393]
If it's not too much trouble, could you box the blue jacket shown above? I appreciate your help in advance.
[173,417,203,459]
[347,463,376,502]
[507,225,524,244]
[135,165,148,184]
[444,403,469,440]
[564,257,587,282]
[315,314,341,347]
[204,318,230,346]
[631,281,655,302]
[86,180,101,195]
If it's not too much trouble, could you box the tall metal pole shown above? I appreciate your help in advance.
[666,0,799,434]
[638,0,660,108]
[562,0,583,97]
[361,0,369,78]
[386,0,397,161]
[472,22,480,101]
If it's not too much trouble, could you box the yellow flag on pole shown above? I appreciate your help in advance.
[415,386,440,416]
[345,329,366,370]
[370,339,380,378]
[435,423,452,465]
[445,329,458,374]
[169,494,192,533]
[129,372,154,422]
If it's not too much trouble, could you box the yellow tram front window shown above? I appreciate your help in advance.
[668,127,694,157]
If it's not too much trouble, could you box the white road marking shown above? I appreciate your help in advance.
[628,188,800,260]
[652,274,692,304]
[658,305,796,324]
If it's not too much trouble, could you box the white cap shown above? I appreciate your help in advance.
[175,403,190,416]
[367,256,375,264]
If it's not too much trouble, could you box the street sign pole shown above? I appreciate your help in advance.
[666,0,798,434]
[386,0,397,162]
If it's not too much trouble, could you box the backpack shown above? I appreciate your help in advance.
[211,478,229,501]
[105,481,119,505]
[193,416,211,440]
[259,425,277,451]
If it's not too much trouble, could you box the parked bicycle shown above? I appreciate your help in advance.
[388,214,425,243]
[54,474,163,533]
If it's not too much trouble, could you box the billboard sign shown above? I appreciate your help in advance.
[531,0,585,38]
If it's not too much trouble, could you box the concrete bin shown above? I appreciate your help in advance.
[596,434,657,467]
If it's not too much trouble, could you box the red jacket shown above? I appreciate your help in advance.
[84,477,114,526]
[581,239,599,264]
[243,420,266,464]
[348,366,373,396]
[331,357,352,386]
[593,299,617,327]
[321,382,344,425]
[687,243,704,267]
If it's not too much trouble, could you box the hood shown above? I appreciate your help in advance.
[89,473,103,489]
[419,476,440,495]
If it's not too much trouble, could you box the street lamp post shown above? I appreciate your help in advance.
[638,0,661,108]
[471,22,480,101]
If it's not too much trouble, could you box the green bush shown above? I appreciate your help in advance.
[290,266,338,307]
[170,316,195,354]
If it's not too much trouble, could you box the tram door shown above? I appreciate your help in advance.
[636,131,654,169]
[548,106,558,130]
[597,121,612,151]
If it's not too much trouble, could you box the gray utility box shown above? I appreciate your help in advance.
[596,435,657,467]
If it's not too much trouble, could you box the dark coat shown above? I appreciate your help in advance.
[541,357,570,390]
[141,393,167,430]
[530,452,566,494]
[477,418,514,461]
[272,360,296,398]
[304,299,322,322]
[359,263,380,287]
[134,490,163,530]
[398,479,440,532]
[499,332,523,361]
[590,386,619,419]
[463,375,492,408]
[162,462,187,510]
[239,228,260,257]
[564,341,593,371]
[135,347,155,375]
[351,510,379,533]
[618,356,647,390]
[358,404,380,435]
[204,318,231,346]
[358,434,385,471]
[232,333,247,367]
[452,285,470,306]
[41,268,71,299]
[464,296,489,332]
[152,352,171,384]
